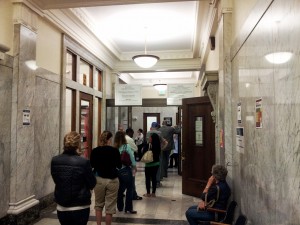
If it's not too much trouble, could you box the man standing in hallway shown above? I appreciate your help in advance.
[125,128,143,200]
[158,120,180,179]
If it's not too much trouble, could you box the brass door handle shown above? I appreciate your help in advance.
[181,156,185,161]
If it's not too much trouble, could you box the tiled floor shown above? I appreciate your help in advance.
[34,162,199,225]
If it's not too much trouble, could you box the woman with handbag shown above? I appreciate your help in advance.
[185,165,231,225]
[143,133,161,197]
[114,131,137,214]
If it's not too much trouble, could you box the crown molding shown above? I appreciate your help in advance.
[114,58,201,73]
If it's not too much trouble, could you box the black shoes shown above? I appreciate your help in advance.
[125,210,137,214]
[133,196,143,200]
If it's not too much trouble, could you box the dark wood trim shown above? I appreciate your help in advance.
[71,89,76,131]
[98,97,102,145]
[106,98,168,107]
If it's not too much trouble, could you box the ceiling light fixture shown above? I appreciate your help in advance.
[133,27,159,68]
[265,52,292,64]
[153,84,167,91]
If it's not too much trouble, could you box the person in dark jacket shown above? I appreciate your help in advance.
[143,133,161,197]
[51,131,96,225]
[185,165,231,225]
[90,131,122,225]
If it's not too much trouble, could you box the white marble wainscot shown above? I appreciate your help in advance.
[34,70,60,199]
[217,5,233,181]
[8,24,39,215]
[230,0,300,224]
[0,52,13,218]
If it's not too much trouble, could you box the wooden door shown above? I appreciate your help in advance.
[79,92,93,159]
[182,96,215,197]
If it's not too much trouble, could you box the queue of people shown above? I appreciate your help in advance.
[50,123,231,225]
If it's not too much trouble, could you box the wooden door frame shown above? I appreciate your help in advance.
[143,113,160,136]
[79,92,93,158]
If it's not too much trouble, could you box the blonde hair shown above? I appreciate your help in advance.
[99,131,113,146]
[64,131,81,153]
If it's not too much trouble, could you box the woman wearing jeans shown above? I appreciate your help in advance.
[114,131,137,214]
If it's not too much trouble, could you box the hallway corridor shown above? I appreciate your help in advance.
[33,163,192,225]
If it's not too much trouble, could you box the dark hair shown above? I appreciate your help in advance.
[138,128,143,133]
[114,131,127,149]
[150,133,161,152]
[99,130,113,146]
[212,165,228,181]
[126,127,134,134]
[63,131,80,153]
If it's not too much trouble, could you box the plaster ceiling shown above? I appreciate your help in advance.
[30,0,212,87]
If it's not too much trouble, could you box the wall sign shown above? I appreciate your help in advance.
[23,109,31,125]
[255,98,262,128]
[236,127,244,154]
[115,84,142,106]
[167,84,195,105]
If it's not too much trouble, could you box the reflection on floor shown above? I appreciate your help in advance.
[34,162,198,225]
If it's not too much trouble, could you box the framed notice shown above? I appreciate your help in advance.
[167,84,195,105]
[115,84,142,106]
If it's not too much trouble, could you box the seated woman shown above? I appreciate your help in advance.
[185,165,231,225]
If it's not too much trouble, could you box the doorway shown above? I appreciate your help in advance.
[181,96,215,197]
[80,92,93,158]
[143,113,160,136]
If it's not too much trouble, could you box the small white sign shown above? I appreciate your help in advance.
[236,127,244,154]
[23,109,31,125]
[237,102,242,124]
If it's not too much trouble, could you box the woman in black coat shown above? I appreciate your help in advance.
[51,131,96,225]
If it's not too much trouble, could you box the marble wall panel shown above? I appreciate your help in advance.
[11,24,37,203]
[34,74,60,199]
[0,55,13,218]
[230,0,300,224]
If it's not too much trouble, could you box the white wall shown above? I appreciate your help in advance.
[0,1,13,55]
[232,0,258,42]
[36,18,62,75]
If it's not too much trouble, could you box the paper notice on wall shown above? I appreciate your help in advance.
[255,98,262,128]
[23,109,31,125]
[237,102,242,124]
[236,127,244,154]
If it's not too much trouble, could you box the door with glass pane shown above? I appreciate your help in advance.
[80,93,93,158]
[182,96,215,197]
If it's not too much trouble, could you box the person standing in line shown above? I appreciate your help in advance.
[143,133,161,197]
[158,120,180,178]
[114,131,137,214]
[135,128,144,161]
[51,131,96,225]
[90,131,122,225]
[146,122,168,187]
[169,134,179,168]
[125,128,143,201]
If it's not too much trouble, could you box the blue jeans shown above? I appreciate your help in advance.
[185,205,215,225]
[117,167,133,211]
[57,208,90,225]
